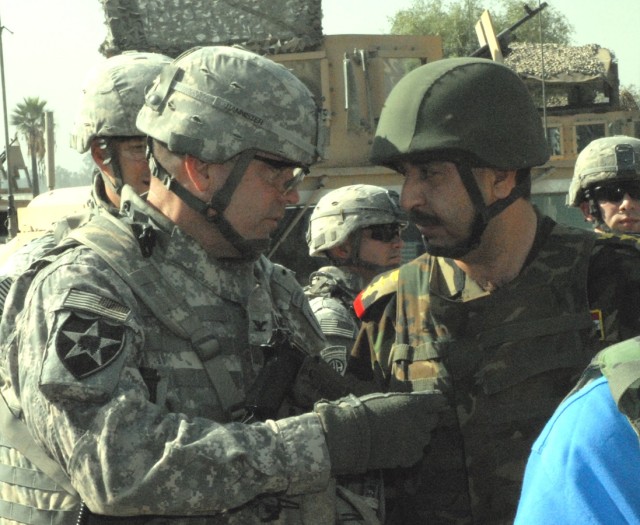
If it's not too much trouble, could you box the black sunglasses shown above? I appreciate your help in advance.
[591,182,640,203]
[367,223,403,242]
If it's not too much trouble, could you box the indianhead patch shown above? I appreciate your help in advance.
[56,312,125,379]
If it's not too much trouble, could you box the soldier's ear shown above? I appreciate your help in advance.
[329,241,352,261]
[183,155,213,192]
[492,169,517,199]
[579,201,596,222]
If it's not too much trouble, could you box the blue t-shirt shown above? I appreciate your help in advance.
[515,376,640,524]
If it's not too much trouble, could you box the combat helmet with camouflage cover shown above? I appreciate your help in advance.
[70,51,171,193]
[136,45,325,258]
[370,57,549,258]
[567,135,640,207]
[307,184,407,256]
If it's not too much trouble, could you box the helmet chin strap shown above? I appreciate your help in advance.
[147,142,269,260]
[99,140,124,196]
[423,163,528,259]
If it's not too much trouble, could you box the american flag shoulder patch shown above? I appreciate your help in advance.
[63,289,130,323]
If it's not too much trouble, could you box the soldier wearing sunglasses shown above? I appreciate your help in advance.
[568,136,640,234]
[305,184,407,367]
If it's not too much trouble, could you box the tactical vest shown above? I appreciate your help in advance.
[386,223,603,524]
[0,209,334,525]
[0,207,379,524]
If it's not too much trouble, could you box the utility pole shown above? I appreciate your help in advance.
[0,10,17,240]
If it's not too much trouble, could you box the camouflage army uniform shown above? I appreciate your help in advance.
[352,212,640,524]
[347,56,640,524]
[304,185,407,377]
[0,186,337,524]
[0,51,170,312]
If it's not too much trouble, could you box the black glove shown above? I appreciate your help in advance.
[314,391,447,476]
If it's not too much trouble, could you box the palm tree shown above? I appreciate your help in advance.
[11,96,47,197]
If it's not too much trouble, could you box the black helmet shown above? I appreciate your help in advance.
[371,58,549,258]
[371,57,549,169]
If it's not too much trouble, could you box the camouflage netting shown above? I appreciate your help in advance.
[99,0,324,58]
[505,42,611,83]
[506,42,618,108]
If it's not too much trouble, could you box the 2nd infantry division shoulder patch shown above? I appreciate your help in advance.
[56,311,125,379]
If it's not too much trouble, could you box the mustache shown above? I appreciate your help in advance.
[409,209,442,227]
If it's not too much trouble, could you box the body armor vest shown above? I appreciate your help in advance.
[0,197,332,524]
[305,266,361,353]
[386,223,603,524]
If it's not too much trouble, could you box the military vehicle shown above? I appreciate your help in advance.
[2,0,639,282]
[507,41,640,229]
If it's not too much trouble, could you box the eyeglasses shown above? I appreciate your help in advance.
[110,137,148,162]
[254,153,307,196]
[591,181,640,203]
[367,223,404,243]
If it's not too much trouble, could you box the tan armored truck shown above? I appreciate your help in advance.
[3,0,639,282]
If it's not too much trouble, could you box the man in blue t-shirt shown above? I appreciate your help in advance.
[515,339,640,524]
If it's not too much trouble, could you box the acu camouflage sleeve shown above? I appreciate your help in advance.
[14,248,332,517]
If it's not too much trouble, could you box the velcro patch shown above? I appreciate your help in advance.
[56,312,125,379]
[63,289,130,322]
[320,345,348,376]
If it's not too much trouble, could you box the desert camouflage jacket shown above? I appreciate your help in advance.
[0,186,343,524]
[351,213,640,524]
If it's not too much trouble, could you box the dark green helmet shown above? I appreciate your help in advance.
[370,57,549,170]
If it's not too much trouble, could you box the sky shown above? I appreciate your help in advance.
[0,0,638,173]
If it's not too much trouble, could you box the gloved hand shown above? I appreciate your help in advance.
[314,391,447,476]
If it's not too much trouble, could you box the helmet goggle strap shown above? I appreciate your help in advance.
[205,148,272,259]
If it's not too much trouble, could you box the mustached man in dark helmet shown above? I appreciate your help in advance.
[0,46,447,524]
[349,57,640,524]
[568,135,640,235]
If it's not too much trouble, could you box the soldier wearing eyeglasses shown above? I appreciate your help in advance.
[0,46,447,524]
[0,52,172,281]
[305,184,407,374]
[568,136,640,235]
